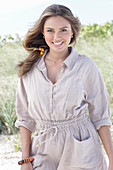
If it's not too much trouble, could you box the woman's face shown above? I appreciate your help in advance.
[43,16,73,53]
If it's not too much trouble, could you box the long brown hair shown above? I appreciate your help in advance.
[17,4,81,77]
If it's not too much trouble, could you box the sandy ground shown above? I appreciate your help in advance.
[0,134,21,170]
[0,134,109,170]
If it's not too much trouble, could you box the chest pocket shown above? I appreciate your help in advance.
[65,79,84,108]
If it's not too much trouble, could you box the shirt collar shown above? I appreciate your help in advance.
[36,47,78,71]
[63,47,78,70]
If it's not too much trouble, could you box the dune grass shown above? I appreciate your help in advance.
[0,42,27,134]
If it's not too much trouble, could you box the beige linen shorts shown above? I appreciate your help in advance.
[30,114,107,170]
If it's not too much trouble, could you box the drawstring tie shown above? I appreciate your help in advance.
[36,126,58,147]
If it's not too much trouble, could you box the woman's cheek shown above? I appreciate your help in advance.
[63,33,71,41]
[45,33,53,42]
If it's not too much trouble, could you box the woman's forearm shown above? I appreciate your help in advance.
[20,126,32,159]
[97,125,113,163]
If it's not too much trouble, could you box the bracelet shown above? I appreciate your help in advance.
[18,157,34,165]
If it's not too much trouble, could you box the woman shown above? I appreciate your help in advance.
[15,4,113,170]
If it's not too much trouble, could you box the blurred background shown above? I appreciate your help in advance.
[0,0,113,169]
[0,0,113,35]
[0,0,113,36]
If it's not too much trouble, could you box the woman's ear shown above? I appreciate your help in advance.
[42,32,44,38]
[71,33,73,38]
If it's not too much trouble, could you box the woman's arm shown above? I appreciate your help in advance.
[20,126,31,159]
[20,126,33,170]
[98,125,113,169]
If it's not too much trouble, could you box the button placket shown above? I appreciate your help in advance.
[52,84,56,112]
[49,83,52,112]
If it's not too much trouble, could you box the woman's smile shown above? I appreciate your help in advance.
[52,41,64,46]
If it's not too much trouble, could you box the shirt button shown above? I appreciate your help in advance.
[37,144,39,147]
[52,91,55,95]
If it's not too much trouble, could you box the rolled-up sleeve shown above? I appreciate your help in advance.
[15,77,36,132]
[83,58,112,130]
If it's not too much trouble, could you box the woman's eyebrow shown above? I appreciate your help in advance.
[59,26,69,29]
[46,26,69,29]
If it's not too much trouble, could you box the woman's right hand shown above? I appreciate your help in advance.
[21,162,33,170]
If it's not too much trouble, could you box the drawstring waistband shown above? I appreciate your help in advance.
[36,126,58,146]
[35,114,88,147]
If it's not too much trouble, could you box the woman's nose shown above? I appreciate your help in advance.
[54,32,60,40]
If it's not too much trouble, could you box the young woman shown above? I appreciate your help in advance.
[15,4,113,170]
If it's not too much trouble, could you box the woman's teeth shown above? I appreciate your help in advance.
[53,42,63,45]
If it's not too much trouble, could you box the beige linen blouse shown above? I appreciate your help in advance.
[15,47,111,170]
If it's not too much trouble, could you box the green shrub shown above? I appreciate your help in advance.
[80,20,113,38]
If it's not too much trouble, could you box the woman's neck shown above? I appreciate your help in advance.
[45,48,70,63]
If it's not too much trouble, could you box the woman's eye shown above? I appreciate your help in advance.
[62,29,67,32]
[47,30,53,32]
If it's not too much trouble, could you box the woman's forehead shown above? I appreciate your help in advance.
[44,16,71,28]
